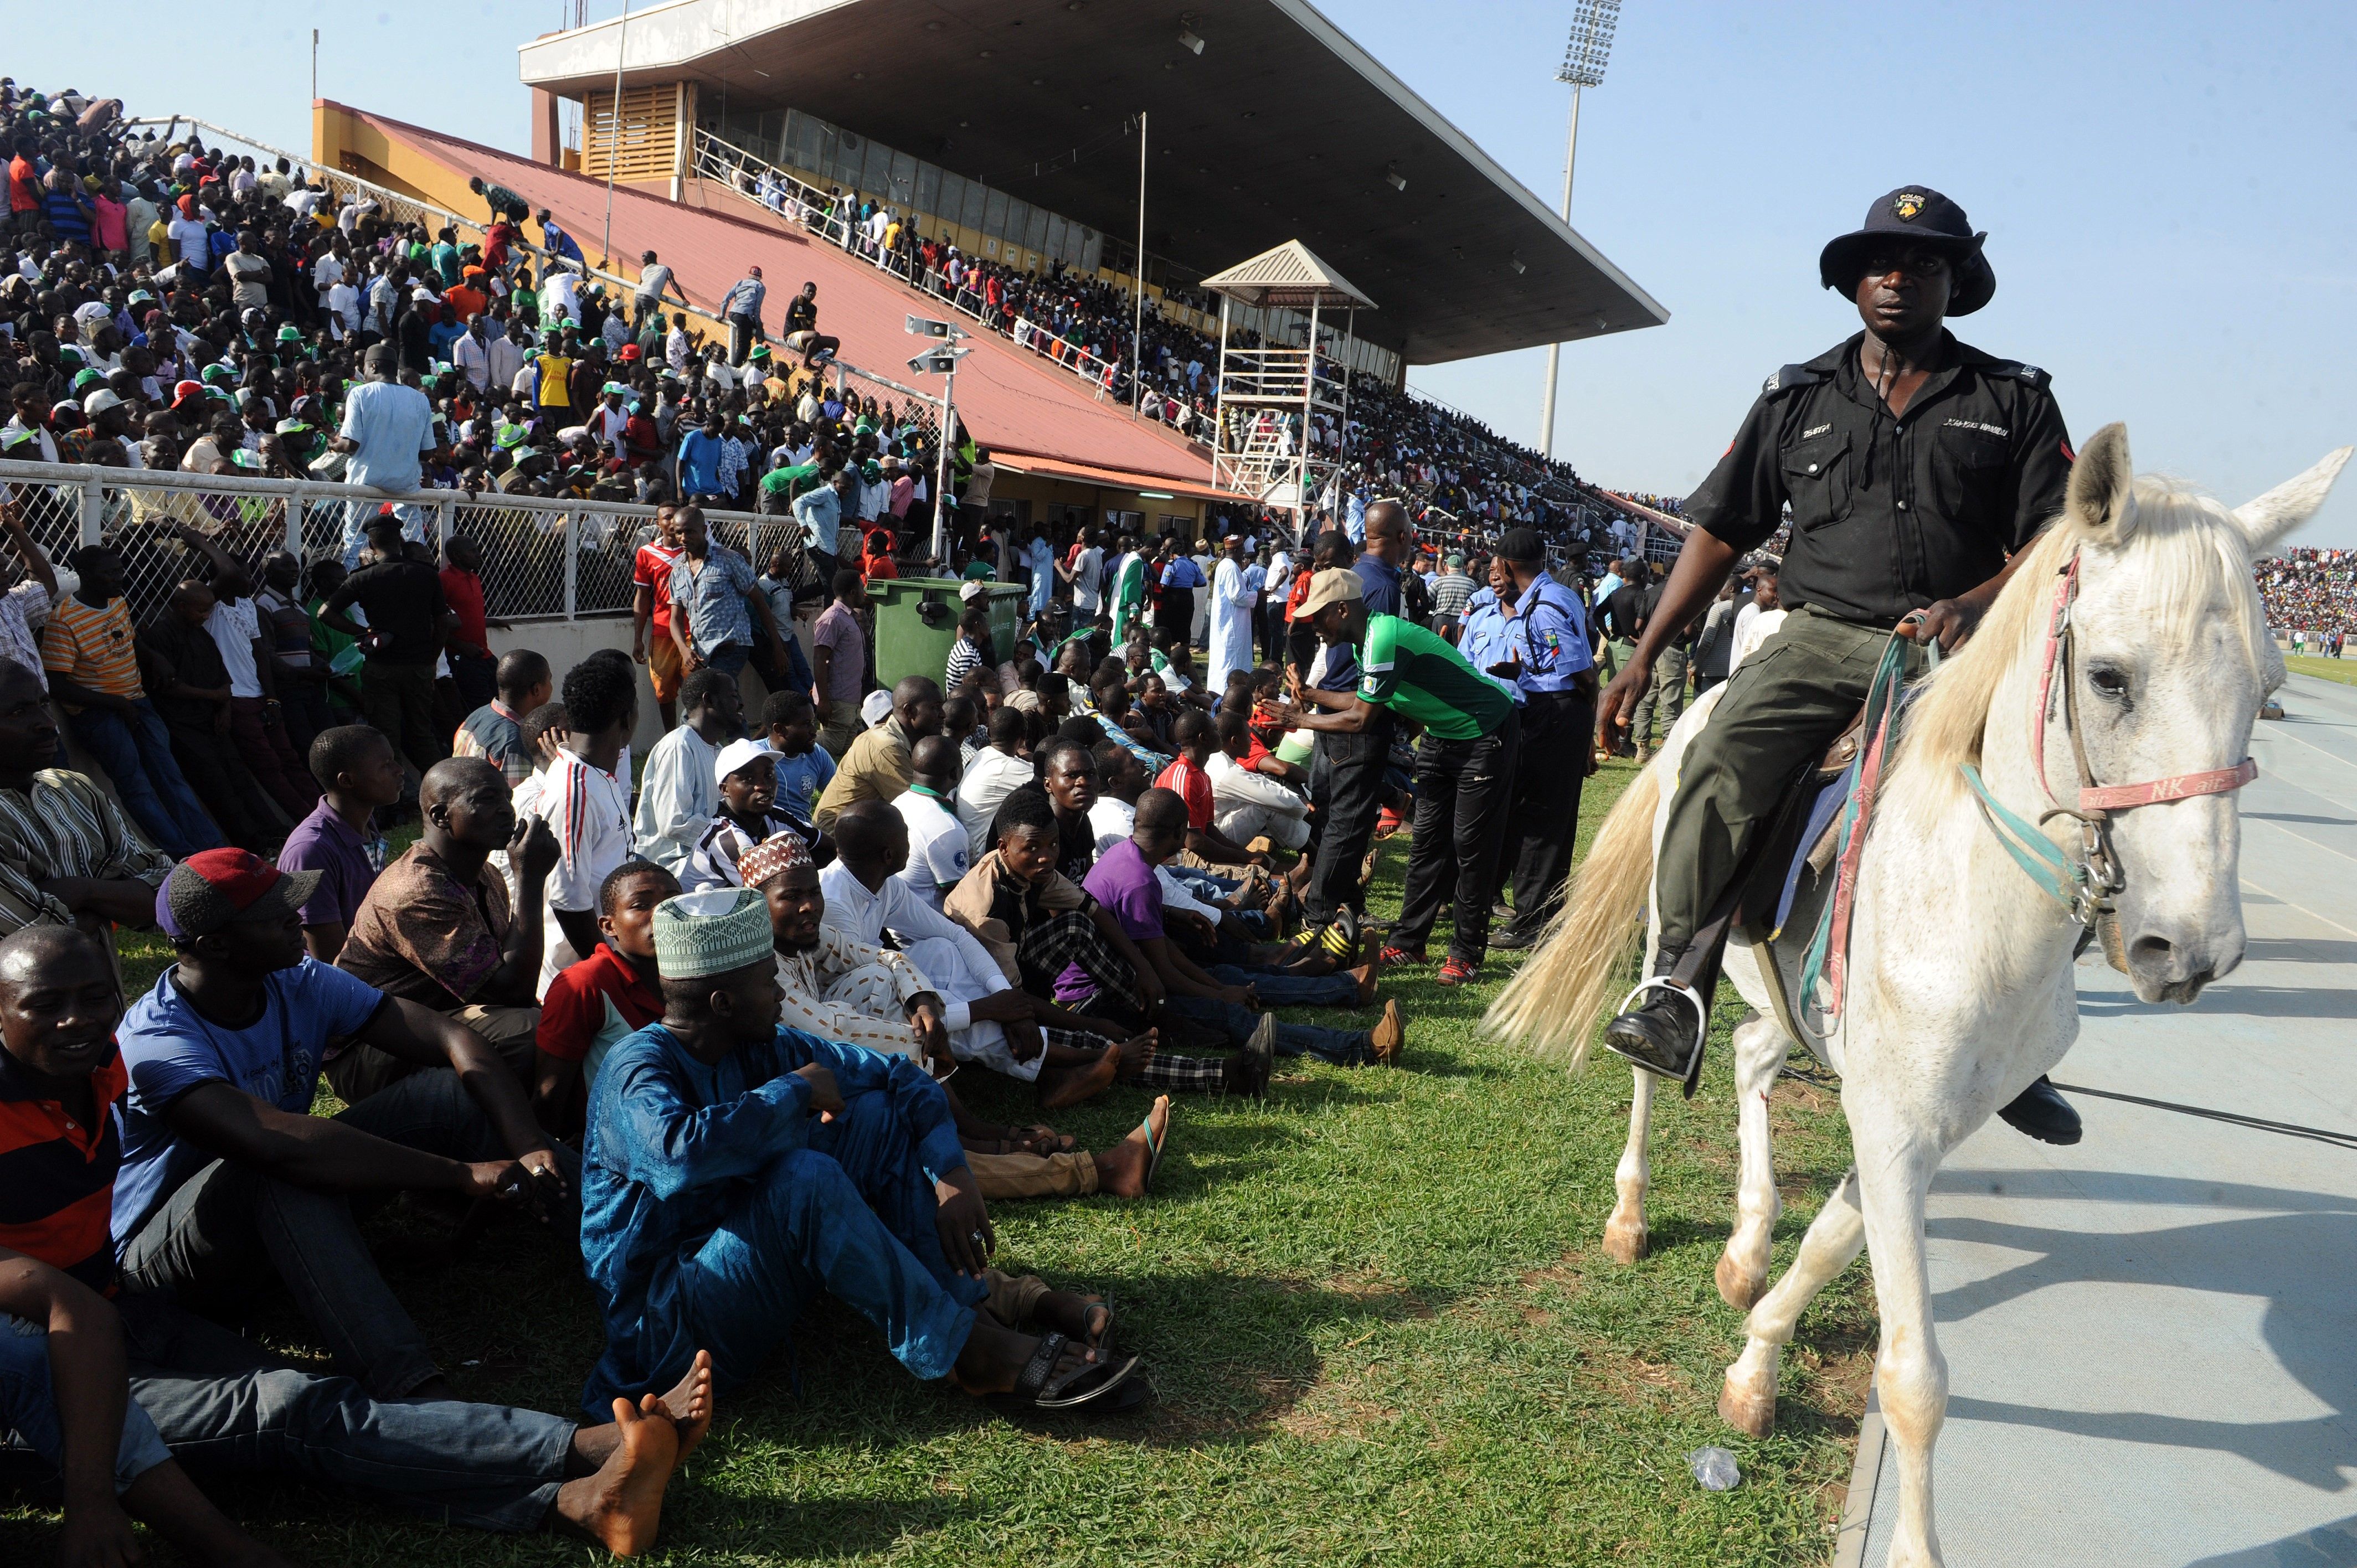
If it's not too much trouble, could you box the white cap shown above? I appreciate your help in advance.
[81,388,123,415]
[861,688,895,727]
[958,580,985,602]
[712,736,776,786]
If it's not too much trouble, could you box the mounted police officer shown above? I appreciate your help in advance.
[1596,186,2082,1144]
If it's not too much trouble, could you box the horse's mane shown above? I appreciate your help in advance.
[1889,476,2265,804]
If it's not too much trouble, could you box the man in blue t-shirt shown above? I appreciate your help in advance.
[113,850,574,1401]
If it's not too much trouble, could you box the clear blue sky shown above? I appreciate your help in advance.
[20,0,2357,542]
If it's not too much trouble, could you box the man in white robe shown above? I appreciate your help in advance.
[1206,534,1257,695]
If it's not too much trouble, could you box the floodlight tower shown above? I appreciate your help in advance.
[1536,0,1618,460]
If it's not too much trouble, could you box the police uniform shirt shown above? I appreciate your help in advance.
[1454,587,1525,706]
[1685,330,2072,628]
[1502,575,1595,696]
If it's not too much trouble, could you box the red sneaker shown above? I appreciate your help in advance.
[1373,807,1404,838]
[1377,944,1425,967]
[1437,957,1479,988]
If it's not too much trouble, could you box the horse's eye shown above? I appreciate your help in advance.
[2089,666,2131,700]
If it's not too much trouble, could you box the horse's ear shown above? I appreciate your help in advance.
[2232,446,2353,558]
[2067,422,2137,541]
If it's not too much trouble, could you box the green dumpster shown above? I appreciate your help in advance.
[869,577,1028,689]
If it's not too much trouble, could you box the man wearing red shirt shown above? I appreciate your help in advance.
[7,141,41,233]
[1152,710,1262,870]
[439,534,497,711]
[631,504,686,728]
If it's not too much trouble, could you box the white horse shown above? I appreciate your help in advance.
[1488,424,2348,1567]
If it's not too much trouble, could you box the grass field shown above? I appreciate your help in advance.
[2287,653,2357,687]
[4,760,1874,1566]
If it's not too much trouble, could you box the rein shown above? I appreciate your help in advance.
[1965,549,2258,923]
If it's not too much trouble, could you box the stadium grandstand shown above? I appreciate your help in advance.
[291,0,1674,557]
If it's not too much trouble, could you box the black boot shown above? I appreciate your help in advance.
[1996,1076,2082,1145]
[1601,967,1705,1080]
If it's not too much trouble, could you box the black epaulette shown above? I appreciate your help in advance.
[1982,360,2052,390]
[1762,363,1825,398]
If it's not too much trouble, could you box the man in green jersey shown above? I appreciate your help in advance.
[1289,568,1521,988]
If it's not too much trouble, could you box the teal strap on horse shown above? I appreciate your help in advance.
[1959,762,2092,919]
[1800,625,1937,1027]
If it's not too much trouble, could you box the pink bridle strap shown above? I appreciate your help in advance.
[2080,757,2258,813]
[2030,554,2081,808]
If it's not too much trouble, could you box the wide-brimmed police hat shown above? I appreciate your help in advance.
[1818,187,1994,316]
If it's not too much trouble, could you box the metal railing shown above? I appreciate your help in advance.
[0,458,795,628]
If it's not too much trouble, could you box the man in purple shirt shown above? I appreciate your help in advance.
[277,725,405,962]
[1067,790,1400,1067]
[812,571,869,760]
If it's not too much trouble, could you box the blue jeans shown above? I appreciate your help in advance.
[64,698,223,858]
[11,1294,576,1533]
[0,1313,173,1494]
[338,499,431,568]
[1207,962,1359,1009]
[599,1088,986,1416]
[703,641,751,677]
[1165,992,1368,1066]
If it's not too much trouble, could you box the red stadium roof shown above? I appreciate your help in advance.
[338,104,1225,496]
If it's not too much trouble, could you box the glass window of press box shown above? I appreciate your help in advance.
[703,105,1107,276]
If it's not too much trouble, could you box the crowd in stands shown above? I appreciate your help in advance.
[718,142,1648,566]
[2255,547,2354,651]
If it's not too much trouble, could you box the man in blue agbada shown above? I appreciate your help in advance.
[579,888,1141,1417]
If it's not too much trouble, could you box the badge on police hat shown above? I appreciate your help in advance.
[1891,192,1927,221]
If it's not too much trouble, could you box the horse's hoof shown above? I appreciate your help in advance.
[1717,1374,1776,1437]
[1715,1250,1766,1312]
[1601,1215,1648,1265]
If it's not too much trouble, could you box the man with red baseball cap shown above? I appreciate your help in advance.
[110,848,575,1402]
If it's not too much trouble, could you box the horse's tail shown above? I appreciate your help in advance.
[1484,761,1662,1069]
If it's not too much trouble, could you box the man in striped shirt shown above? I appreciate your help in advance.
[40,546,221,859]
[0,662,173,957]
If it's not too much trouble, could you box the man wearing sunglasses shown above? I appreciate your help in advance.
[1595,187,2082,1146]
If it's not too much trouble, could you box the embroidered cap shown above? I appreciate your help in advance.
[738,831,814,889]
[156,849,321,940]
[650,888,774,979]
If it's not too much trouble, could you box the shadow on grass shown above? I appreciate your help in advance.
[748,1266,1473,1454]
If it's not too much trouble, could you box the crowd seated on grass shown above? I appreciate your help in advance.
[30,66,2336,1564]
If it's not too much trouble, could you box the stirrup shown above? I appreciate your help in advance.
[1604,976,1710,1085]
[1613,976,1710,1049]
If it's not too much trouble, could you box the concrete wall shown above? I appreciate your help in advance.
[488,612,785,754]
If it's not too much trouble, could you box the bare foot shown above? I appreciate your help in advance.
[1094,1095,1171,1198]
[1110,1029,1160,1080]
[553,1397,678,1557]
[1038,1047,1120,1111]
[642,1348,714,1462]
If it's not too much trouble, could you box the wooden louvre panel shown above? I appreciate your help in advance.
[582,85,677,183]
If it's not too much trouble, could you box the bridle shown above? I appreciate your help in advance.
[1964,549,2259,923]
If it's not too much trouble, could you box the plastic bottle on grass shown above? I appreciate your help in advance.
[1689,1446,1741,1492]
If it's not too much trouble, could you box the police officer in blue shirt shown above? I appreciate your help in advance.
[1473,528,1598,949]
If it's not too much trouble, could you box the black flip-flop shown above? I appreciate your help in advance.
[991,1332,1140,1414]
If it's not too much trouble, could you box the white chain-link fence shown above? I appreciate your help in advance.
[0,459,789,627]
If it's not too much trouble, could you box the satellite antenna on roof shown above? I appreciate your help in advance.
[1537,0,1619,461]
